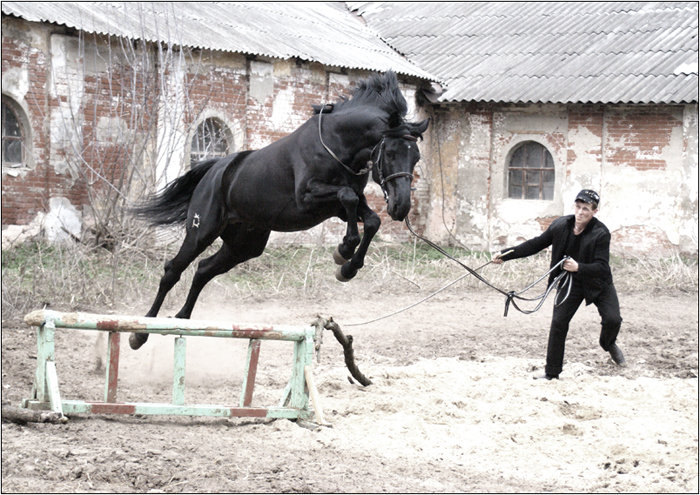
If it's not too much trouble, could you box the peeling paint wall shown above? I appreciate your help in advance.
[8,15,692,255]
[2,15,425,246]
[423,102,699,255]
[2,18,160,228]
[490,105,569,247]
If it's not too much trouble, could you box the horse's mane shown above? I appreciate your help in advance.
[319,71,408,118]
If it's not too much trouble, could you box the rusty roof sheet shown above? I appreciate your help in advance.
[348,1,699,104]
[1,1,436,81]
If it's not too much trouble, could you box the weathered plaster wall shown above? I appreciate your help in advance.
[424,102,699,255]
[2,17,152,226]
[601,106,699,254]
[7,15,692,255]
[2,17,57,225]
[2,15,426,246]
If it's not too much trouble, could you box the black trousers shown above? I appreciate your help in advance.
[545,281,622,377]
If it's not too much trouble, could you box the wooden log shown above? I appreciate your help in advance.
[1,404,67,424]
[320,317,372,386]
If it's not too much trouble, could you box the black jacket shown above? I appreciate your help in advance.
[500,215,613,304]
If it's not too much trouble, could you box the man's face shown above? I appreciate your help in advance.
[574,200,597,225]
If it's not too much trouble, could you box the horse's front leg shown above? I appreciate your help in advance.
[336,196,381,282]
[303,180,362,268]
[334,188,361,265]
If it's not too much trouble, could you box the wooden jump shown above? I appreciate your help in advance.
[21,310,325,423]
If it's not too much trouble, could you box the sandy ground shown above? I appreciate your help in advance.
[1,280,698,493]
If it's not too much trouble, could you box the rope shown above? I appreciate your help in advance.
[317,106,570,322]
[345,259,492,326]
[403,217,572,317]
[345,222,572,326]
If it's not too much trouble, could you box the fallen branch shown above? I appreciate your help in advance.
[316,316,372,386]
[2,405,67,424]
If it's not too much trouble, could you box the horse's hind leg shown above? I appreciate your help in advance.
[132,227,221,350]
[174,225,271,320]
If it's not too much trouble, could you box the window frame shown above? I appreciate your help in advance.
[189,117,233,166]
[2,96,29,170]
[506,140,555,201]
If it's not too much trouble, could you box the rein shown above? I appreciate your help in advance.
[404,217,572,316]
[318,104,567,318]
[318,104,371,176]
[344,255,495,326]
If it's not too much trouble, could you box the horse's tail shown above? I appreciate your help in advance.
[130,158,219,226]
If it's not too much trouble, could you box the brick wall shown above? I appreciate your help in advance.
[426,102,698,255]
[2,16,423,245]
[2,19,53,225]
[604,106,680,171]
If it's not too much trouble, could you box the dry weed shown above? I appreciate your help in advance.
[2,239,697,326]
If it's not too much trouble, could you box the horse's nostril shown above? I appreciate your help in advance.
[388,200,410,221]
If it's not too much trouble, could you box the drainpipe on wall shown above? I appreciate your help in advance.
[600,105,606,194]
[487,104,496,249]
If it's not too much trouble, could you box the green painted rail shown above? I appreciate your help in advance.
[21,310,321,422]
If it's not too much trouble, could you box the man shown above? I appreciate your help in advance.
[493,189,625,380]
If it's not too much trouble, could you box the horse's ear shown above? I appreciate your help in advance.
[312,103,334,114]
[408,118,430,139]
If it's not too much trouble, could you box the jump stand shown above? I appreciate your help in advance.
[21,310,325,423]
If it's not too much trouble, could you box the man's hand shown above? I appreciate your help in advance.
[563,258,579,272]
[492,249,514,265]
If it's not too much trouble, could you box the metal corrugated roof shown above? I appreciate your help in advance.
[348,1,699,104]
[1,1,436,81]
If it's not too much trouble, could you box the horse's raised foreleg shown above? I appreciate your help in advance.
[334,188,361,265]
[336,197,381,282]
[174,225,271,319]
[302,180,363,268]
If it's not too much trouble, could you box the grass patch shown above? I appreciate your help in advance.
[2,240,169,322]
[2,239,697,326]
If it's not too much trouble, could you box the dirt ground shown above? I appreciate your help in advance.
[1,277,698,493]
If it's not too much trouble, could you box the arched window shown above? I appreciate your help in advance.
[190,118,231,166]
[2,97,26,169]
[507,141,554,200]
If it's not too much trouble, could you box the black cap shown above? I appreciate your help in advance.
[575,189,600,206]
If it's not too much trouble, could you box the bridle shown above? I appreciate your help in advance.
[371,135,417,201]
[318,105,417,200]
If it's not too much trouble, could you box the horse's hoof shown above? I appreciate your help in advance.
[335,264,357,282]
[333,246,348,265]
[335,265,350,282]
[129,333,148,350]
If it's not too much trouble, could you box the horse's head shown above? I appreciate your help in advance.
[372,118,430,220]
[315,71,430,220]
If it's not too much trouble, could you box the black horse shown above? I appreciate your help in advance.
[130,71,429,349]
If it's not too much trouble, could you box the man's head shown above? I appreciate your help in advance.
[574,189,599,227]
[575,189,599,209]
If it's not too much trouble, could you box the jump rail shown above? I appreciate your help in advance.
[21,310,323,423]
